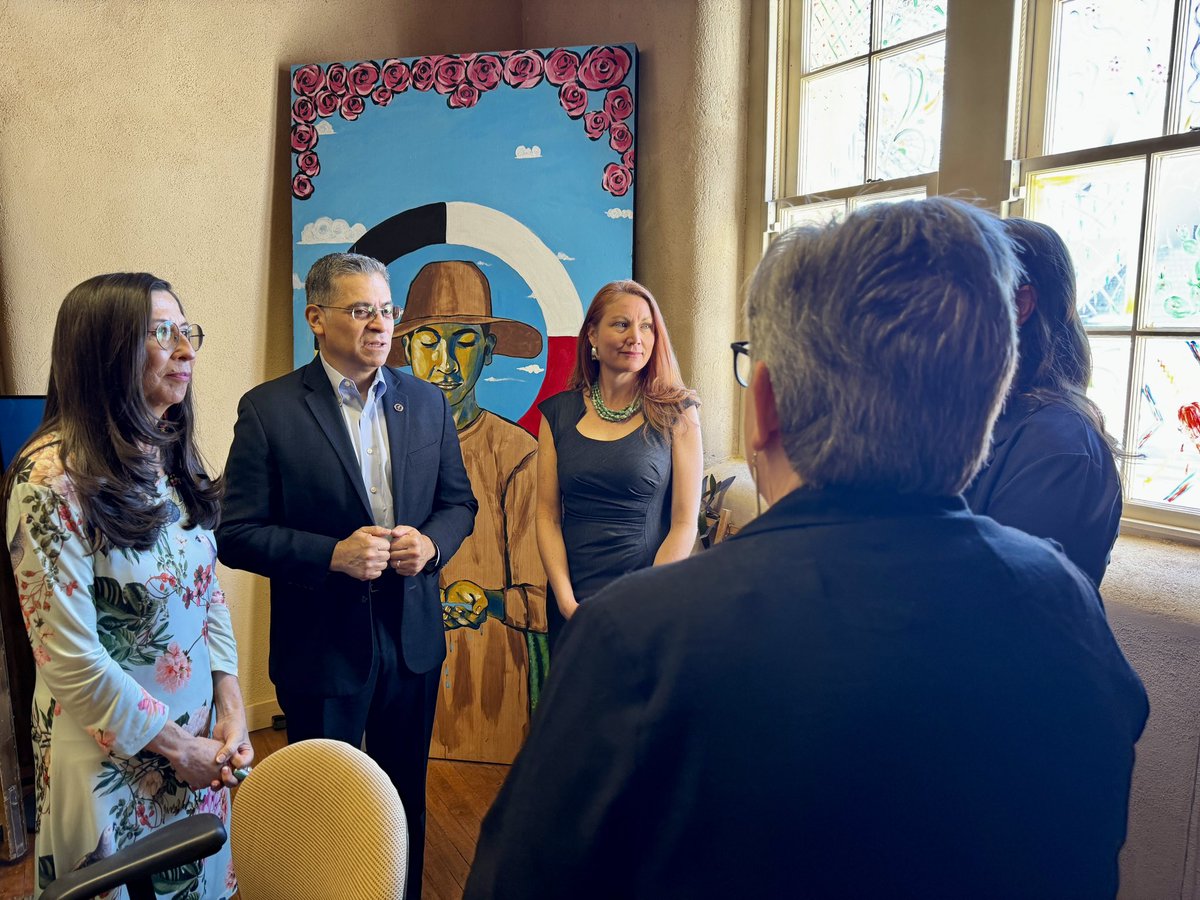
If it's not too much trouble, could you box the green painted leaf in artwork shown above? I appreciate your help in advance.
[152,859,202,896]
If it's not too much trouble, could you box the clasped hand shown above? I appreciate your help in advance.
[332,525,434,580]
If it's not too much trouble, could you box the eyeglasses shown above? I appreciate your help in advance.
[149,322,205,352]
[313,303,401,323]
[731,341,751,388]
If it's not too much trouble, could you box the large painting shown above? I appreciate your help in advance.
[289,44,637,763]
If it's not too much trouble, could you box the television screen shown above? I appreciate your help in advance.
[0,396,46,472]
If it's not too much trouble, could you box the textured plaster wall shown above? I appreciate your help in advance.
[522,0,752,463]
[0,0,522,726]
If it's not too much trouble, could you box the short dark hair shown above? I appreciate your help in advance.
[305,253,389,308]
[3,273,220,550]
[747,197,1020,495]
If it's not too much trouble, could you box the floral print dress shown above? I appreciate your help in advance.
[5,439,238,899]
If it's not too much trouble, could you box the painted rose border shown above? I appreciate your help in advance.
[289,45,636,200]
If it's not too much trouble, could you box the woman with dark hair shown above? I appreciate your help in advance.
[536,280,702,645]
[2,273,250,898]
[964,218,1122,585]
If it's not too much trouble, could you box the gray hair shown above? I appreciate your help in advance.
[305,252,390,307]
[746,197,1020,495]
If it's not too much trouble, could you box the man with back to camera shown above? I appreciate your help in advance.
[217,252,477,899]
[465,198,1148,899]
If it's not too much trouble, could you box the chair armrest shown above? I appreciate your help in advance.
[40,813,227,900]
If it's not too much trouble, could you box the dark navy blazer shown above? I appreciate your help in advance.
[216,358,476,695]
[965,395,1121,586]
[466,486,1148,900]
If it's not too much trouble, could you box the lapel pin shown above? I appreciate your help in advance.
[394,403,404,412]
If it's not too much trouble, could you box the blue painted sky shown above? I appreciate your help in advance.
[290,45,636,422]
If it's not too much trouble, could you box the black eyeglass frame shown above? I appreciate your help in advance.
[148,322,205,353]
[731,341,751,388]
[312,303,402,323]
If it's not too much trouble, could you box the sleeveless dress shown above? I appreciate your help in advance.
[5,439,238,899]
[539,391,674,642]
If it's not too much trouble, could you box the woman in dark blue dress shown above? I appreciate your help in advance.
[537,280,702,646]
[964,218,1122,585]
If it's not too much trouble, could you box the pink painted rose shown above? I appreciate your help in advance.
[88,728,116,753]
[559,82,587,119]
[325,63,349,96]
[291,63,325,97]
[622,148,635,169]
[411,56,440,91]
[381,59,411,92]
[226,858,238,892]
[503,50,545,88]
[198,786,229,822]
[155,642,192,693]
[297,151,320,177]
[292,96,317,124]
[544,48,580,86]
[340,95,365,121]
[211,588,226,607]
[583,109,611,140]
[348,61,380,96]
[290,123,318,153]
[604,85,633,122]
[293,172,313,201]
[578,45,632,91]
[433,56,468,95]
[32,645,50,667]
[314,91,340,118]
[467,54,503,91]
[448,82,480,109]
[372,86,394,106]
[609,121,633,153]
[602,162,632,196]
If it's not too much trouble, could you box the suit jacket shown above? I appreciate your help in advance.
[466,486,1148,900]
[216,358,476,695]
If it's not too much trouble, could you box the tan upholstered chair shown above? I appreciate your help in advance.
[231,738,408,900]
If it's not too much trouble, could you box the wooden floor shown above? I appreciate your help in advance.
[0,725,508,900]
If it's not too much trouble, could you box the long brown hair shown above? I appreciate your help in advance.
[568,280,697,438]
[1,273,221,552]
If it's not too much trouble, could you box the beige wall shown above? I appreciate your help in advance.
[0,1,754,722]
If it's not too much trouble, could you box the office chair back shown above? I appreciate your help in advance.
[230,738,408,900]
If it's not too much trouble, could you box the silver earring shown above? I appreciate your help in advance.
[750,451,762,517]
[590,344,598,360]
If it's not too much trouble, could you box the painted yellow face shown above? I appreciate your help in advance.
[403,322,497,410]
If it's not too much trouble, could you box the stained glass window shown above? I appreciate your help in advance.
[1087,336,1133,446]
[1026,159,1145,328]
[1144,149,1200,329]
[806,0,871,70]
[801,63,869,193]
[880,0,948,48]
[874,42,945,180]
[1047,0,1177,154]
[1180,1,1200,130]
[1127,337,1200,513]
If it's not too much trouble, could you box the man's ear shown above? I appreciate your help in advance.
[1015,284,1037,327]
[483,331,497,366]
[305,305,324,338]
[747,361,780,454]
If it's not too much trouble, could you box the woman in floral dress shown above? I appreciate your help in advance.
[2,273,252,899]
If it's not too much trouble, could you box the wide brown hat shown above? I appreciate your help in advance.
[390,260,542,366]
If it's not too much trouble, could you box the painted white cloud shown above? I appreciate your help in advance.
[555,251,575,261]
[606,208,633,219]
[475,261,492,267]
[292,273,304,290]
[315,120,336,135]
[484,376,524,383]
[527,292,538,299]
[514,145,542,159]
[517,364,544,374]
[298,216,367,245]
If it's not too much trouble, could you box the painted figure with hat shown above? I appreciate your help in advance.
[395,260,548,763]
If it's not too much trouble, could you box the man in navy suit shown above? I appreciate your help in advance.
[218,253,476,898]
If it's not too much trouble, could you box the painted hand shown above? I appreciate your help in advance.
[442,579,489,630]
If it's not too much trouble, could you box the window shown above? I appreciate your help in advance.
[1015,0,1200,528]
[767,0,1200,534]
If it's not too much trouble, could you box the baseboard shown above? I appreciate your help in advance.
[246,698,283,733]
